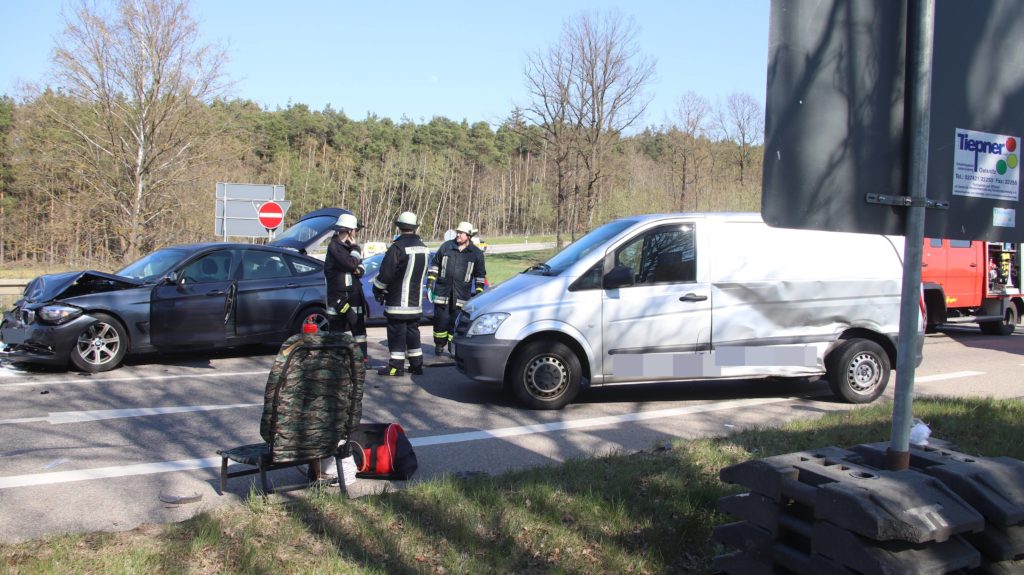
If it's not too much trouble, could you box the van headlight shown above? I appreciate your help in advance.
[38,304,84,325]
[468,312,509,336]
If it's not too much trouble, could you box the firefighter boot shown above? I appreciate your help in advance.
[378,359,405,377]
[408,357,424,376]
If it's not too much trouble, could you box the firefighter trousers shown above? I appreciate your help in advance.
[432,297,464,350]
[327,296,368,360]
[384,315,422,371]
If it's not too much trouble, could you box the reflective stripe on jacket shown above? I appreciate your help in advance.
[374,234,430,316]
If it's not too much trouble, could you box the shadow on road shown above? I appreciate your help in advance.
[932,325,1023,356]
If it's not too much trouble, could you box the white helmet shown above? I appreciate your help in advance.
[395,211,418,230]
[455,221,474,235]
[334,213,358,231]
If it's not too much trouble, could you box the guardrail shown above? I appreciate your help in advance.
[0,279,28,297]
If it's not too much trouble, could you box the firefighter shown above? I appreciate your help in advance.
[323,212,368,362]
[427,221,487,356]
[372,211,431,376]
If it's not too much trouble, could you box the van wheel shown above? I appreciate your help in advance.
[509,341,581,410]
[70,313,129,373]
[825,339,890,404]
[979,306,1017,336]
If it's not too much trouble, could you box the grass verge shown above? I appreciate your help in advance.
[3,396,1022,574]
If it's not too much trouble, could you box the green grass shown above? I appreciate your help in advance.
[3,396,1021,574]
[481,234,556,246]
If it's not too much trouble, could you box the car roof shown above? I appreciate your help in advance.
[159,242,321,260]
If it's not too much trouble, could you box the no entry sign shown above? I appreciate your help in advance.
[257,201,284,230]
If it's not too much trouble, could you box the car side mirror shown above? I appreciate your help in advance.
[168,272,187,288]
[603,265,634,289]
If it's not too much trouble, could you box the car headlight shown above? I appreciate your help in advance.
[38,304,84,325]
[468,312,509,336]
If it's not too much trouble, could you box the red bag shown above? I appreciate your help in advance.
[350,423,418,480]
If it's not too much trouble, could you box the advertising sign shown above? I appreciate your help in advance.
[951,129,1020,202]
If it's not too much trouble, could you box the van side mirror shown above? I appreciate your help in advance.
[603,265,634,289]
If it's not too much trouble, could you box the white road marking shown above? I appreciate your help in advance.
[0,394,815,489]
[0,457,224,489]
[0,370,268,388]
[914,371,984,383]
[0,403,261,426]
[409,396,812,447]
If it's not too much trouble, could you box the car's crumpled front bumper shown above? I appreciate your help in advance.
[0,309,92,367]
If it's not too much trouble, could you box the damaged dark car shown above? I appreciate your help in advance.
[0,208,348,372]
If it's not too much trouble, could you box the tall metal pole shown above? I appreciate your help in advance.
[888,0,935,471]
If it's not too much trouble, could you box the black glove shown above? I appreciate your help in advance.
[372,286,386,304]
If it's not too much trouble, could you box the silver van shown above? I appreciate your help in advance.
[452,213,922,409]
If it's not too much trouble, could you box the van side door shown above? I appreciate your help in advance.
[946,240,981,307]
[601,223,712,380]
[921,238,946,288]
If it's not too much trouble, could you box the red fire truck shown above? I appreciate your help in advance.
[921,239,1022,335]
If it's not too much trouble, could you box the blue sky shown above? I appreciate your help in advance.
[1,1,770,129]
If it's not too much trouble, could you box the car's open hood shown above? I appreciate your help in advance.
[22,271,144,303]
[269,207,353,253]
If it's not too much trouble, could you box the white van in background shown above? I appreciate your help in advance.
[452,213,922,410]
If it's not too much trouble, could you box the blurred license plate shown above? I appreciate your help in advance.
[0,329,26,346]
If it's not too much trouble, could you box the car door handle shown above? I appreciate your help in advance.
[679,293,707,302]
[969,263,978,267]
[286,283,299,288]
[206,290,225,296]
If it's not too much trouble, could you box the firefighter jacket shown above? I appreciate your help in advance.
[372,233,431,317]
[427,240,487,308]
[324,234,363,307]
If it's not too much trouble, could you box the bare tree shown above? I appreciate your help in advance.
[672,91,711,210]
[523,41,580,247]
[713,92,764,186]
[47,0,228,259]
[570,11,655,235]
[523,10,654,243]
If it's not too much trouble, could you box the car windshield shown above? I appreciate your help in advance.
[534,219,639,275]
[116,248,190,282]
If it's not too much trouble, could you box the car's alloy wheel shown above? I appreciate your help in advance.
[70,313,129,372]
[294,306,328,333]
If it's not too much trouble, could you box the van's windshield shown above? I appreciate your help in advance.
[533,219,639,275]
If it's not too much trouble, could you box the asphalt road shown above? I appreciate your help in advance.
[0,325,1020,543]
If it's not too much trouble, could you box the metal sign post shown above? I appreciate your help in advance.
[888,0,935,471]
